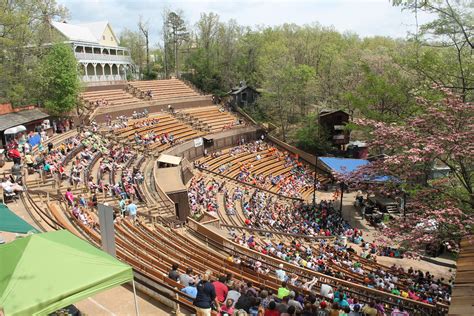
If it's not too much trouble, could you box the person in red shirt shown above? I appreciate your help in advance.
[8,147,21,165]
[212,275,229,304]
[264,300,280,316]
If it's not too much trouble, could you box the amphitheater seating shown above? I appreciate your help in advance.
[128,79,201,101]
[81,89,142,107]
[19,110,449,316]
[179,106,240,133]
[115,113,203,153]
[197,144,328,198]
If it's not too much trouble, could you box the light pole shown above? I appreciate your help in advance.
[312,124,321,207]
[339,182,344,216]
[312,155,318,207]
[404,193,407,218]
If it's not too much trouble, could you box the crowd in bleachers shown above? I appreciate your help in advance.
[195,141,316,198]
[234,228,453,305]
[186,171,453,311]
[172,263,415,316]
[11,100,455,316]
[242,193,347,237]
[188,176,221,218]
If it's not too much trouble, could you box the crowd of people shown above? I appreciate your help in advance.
[87,98,109,107]
[3,106,454,315]
[188,176,222,218]
[186,173,453,309]
[195,141,315,198]
[169,263,414,316]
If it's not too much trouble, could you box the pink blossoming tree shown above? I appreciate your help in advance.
[347,87,473,251]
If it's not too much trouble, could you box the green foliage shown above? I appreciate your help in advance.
[0,0,68,106]
[392,0,473,101]
[166,11,189,78]
[120,28,145,77]
[38,43,80,116]
[343,60,418,122]
[295,114,332,155]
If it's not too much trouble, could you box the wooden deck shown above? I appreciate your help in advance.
[449,236,474,315]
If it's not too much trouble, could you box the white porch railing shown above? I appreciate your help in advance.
[75,52,132,63]
[81,75,126,82]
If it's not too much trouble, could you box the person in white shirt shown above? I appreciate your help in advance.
[275,264,287,281]
[320,283,334,299]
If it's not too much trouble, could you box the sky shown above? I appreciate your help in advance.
[57,0,433,45]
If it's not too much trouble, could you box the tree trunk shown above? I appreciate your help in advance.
[145,36,150,75]
[174,36,178,78]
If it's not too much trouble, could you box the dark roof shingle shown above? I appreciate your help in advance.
[0,109,49,132]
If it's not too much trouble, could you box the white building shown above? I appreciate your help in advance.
[50,21,135,84]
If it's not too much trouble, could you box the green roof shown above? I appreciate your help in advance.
[0,203,39,234]
[0,230,133,315]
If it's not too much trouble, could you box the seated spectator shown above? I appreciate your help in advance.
[220,298,235,316]
[391,305,410,316]
[168,263,180,281]
[361,302,378,316]
[179,267,195,287]
[181,281,197,300]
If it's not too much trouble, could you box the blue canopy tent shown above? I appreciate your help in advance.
[318,157,392,182]
[319,157,369,175]
[318,157,393,213]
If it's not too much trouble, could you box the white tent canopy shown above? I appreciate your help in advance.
[4,125,26,135]
[157,154,182,166]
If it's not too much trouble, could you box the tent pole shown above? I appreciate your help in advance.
[132,280,140,316]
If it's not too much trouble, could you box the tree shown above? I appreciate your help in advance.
[295,114,332,155]
[343,58,418,122]
[392,0,474,101]
[348,87,473,250]
[119,28,145,78]
[38,43,80,116]
[138,16,150,76]
[166,11,189,78]
[0,0,68,106]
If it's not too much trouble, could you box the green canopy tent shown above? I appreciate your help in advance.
[0,203,39,234]
[0,230,138,316]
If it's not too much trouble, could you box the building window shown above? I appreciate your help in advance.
[111,36,113,41]
[102,35,105,40]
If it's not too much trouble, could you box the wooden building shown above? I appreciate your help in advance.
[228,82,260,108]
[319,109,350,147]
